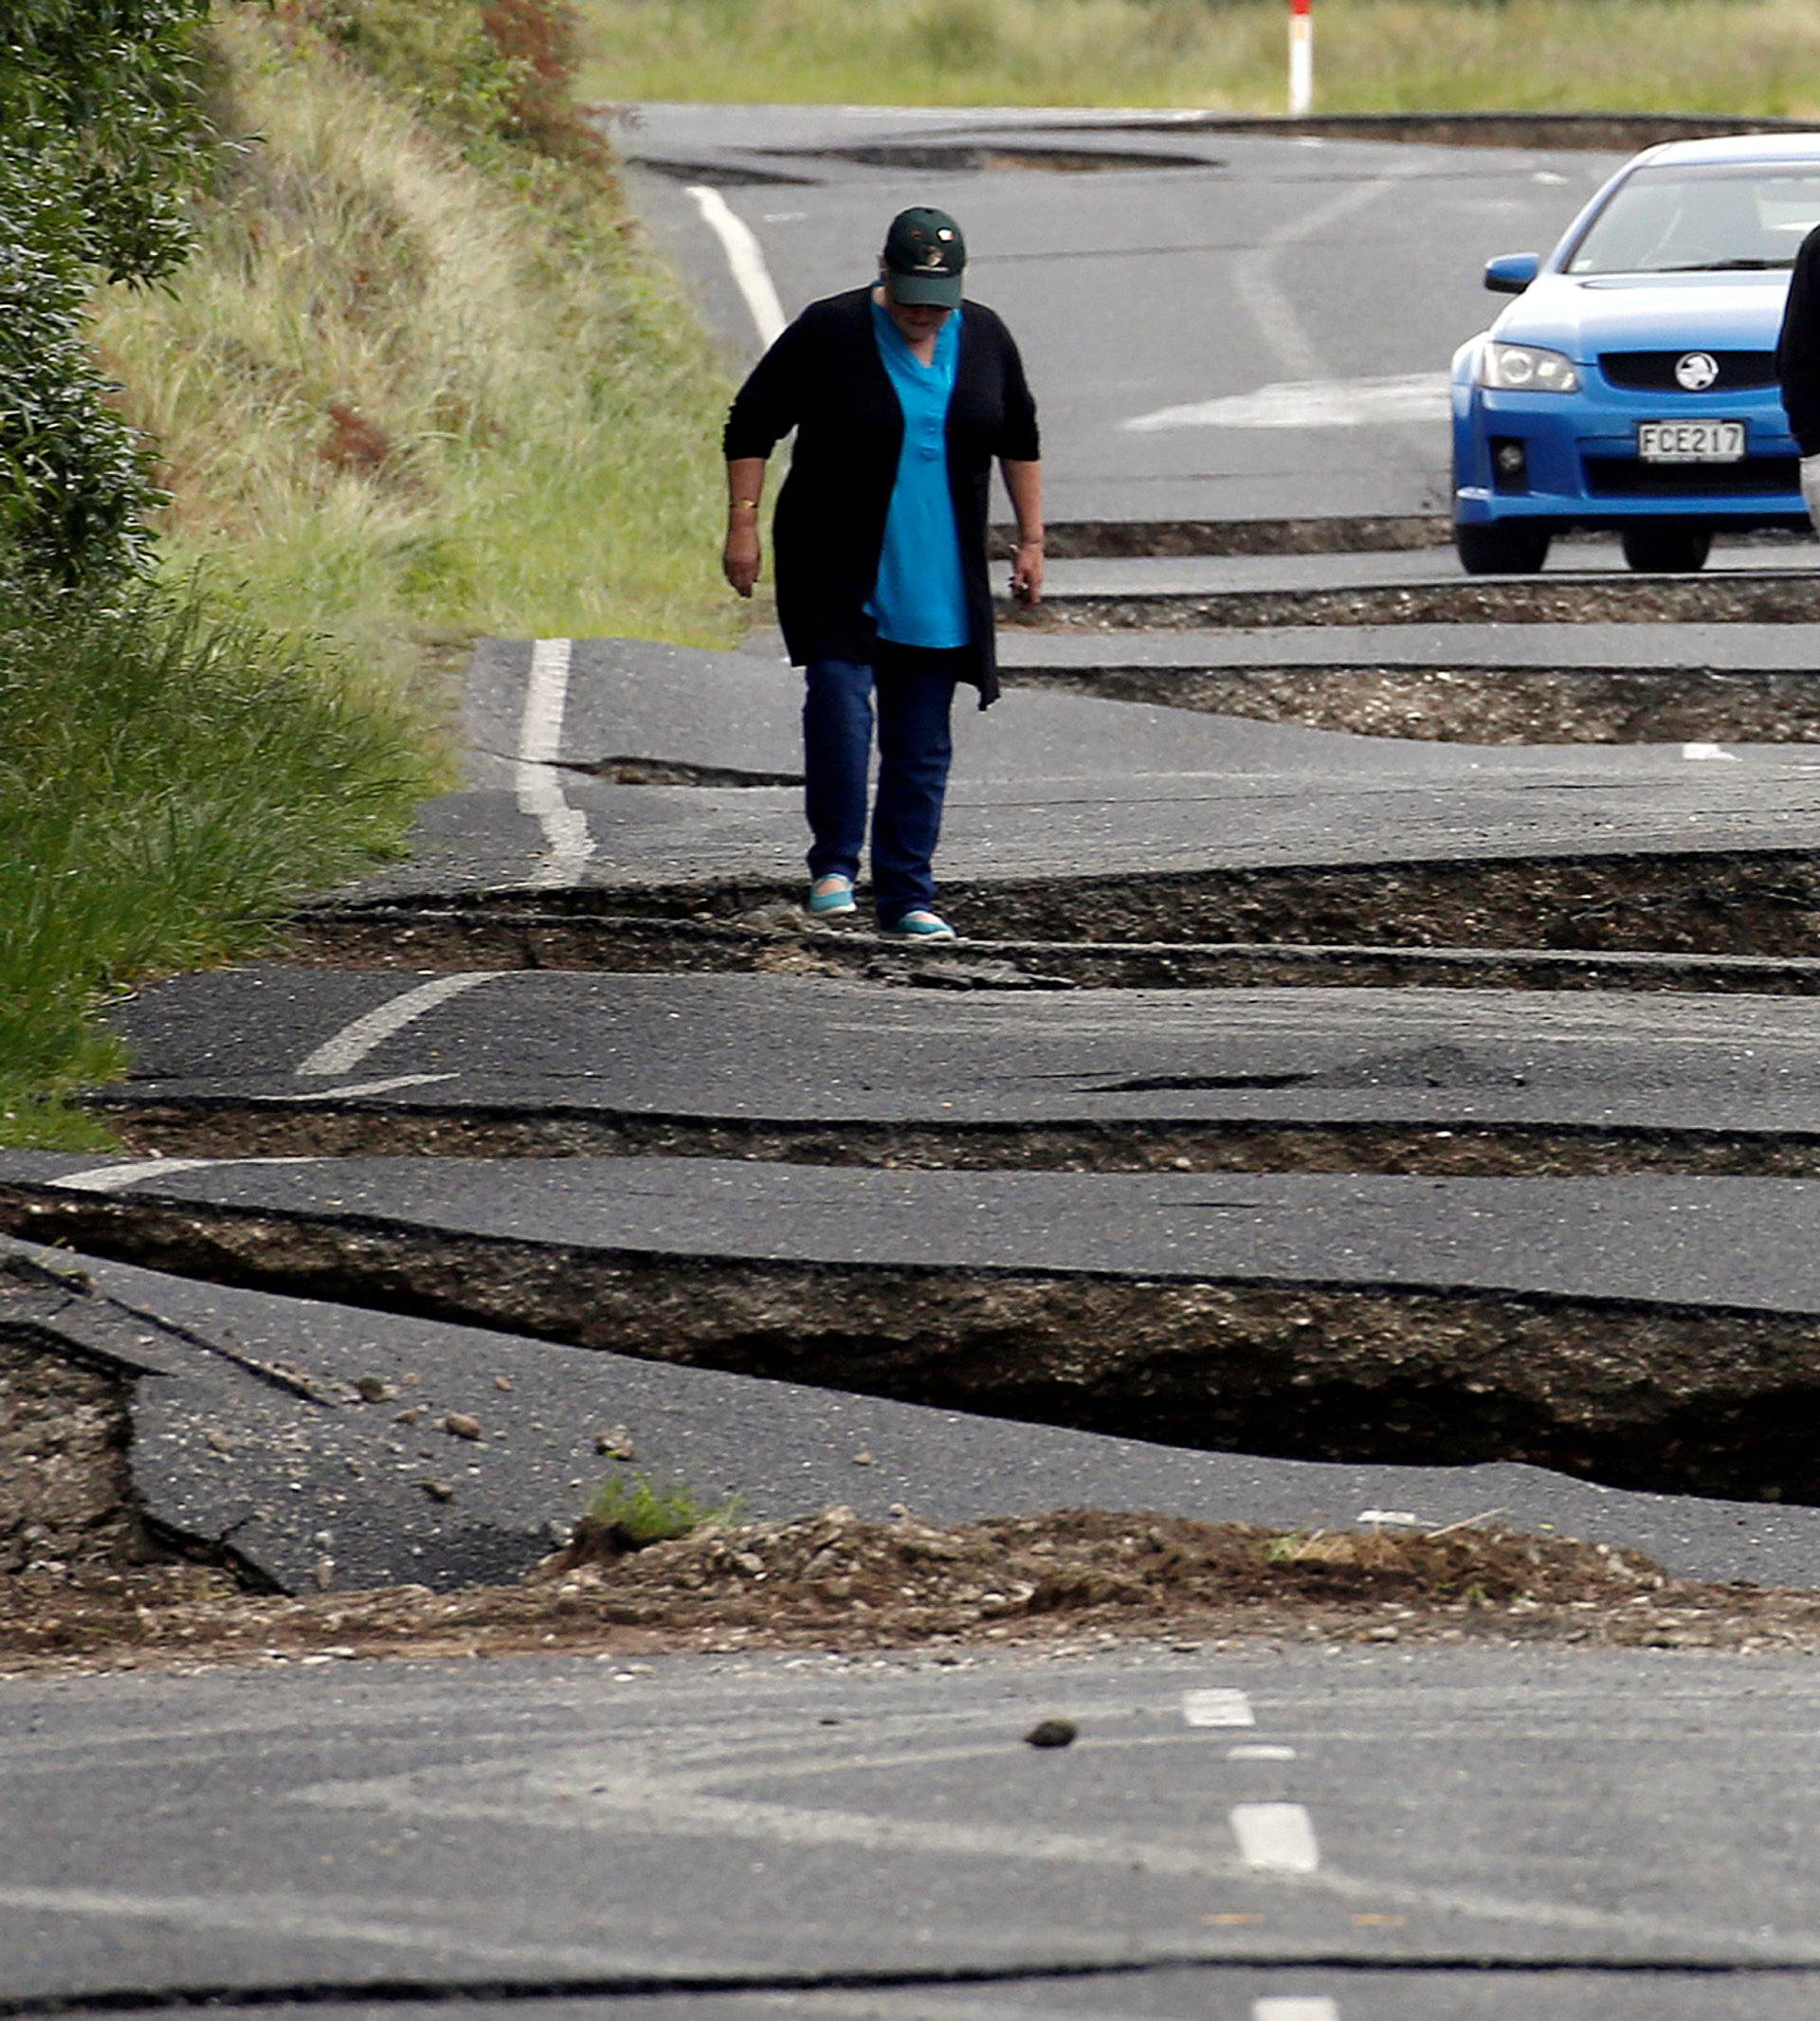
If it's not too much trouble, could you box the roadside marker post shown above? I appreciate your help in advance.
[1289,0,1314,116]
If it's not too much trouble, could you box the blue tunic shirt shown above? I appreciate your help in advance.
[866,298,971,651]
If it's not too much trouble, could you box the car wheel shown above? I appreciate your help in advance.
[1619,525,1713,574]
[1454,522,1552,575]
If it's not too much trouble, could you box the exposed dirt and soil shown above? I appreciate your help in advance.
[295,852,1820,964]
[1017,574,1820,631]
[95,1102,1820,1180]
[9,1193,1820,1503]
[282,907,1820,993]
[1003,663,1820,746]
[9,1500,1820,1680]
[1005,516,1450,559]
[0,1338,155,1577]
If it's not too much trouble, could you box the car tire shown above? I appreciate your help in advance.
[1619,525,1713,573]
[1454,522,1552,575]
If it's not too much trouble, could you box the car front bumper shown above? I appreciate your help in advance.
[1452,381,1809,531]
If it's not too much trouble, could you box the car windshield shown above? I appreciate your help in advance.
[1566,162,1820,276]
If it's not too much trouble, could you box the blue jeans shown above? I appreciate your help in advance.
[803,650,956,925]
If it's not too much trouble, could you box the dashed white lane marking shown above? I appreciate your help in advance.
[1182,1687,1255,1727]
[1683,741,1741,762]
[295,975,501,1078]
[1229,1743,1298,1761]
[686,183,787,348]
[1231,1801,1321,1874]
[52,1156,316,1193]
[1254,1999,1340,2021]
[1125,370,1447,432]
[517,637,595,889]
[264,1072,459,1102]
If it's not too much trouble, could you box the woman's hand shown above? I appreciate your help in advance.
[724,520,762,598]
[1010,537,1045,606]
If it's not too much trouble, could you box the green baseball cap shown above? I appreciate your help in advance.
[882,206,966,306]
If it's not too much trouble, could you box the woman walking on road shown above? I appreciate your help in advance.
[721,205,1044,939]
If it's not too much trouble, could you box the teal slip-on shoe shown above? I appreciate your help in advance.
[883,909,957,940]
[806,875,857,916]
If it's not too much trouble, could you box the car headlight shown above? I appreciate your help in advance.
[1478,341,1580,393]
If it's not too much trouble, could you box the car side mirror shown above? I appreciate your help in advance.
[1483,252,1541,295]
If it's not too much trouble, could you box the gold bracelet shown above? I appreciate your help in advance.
[730,499,760,511]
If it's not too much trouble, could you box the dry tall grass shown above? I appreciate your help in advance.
[96,8,737,686]
[574,0,1820,116]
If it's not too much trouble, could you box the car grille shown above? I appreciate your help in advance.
[1582,453,1799,497]
[1598,350,1778,391]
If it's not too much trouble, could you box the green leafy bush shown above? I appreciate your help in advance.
[0,0,217,580]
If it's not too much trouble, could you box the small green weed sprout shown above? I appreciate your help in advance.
[580,1474,749,1555]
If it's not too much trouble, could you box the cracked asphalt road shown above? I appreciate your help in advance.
[9,108,1820,2021]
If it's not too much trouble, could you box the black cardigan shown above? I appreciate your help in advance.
[1779,224,1820,455]
[722,286,1040,707]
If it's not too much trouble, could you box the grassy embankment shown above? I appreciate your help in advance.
[3,6,735,1149]
[573,0,1820,115]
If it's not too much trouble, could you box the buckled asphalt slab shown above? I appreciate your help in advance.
[327,634,1820,938]
[998,619,1820,672]
[14,1154,1820,1500]
[86,968,1820,1175]
[18,1235,1820,1595]
[24,615,1820,1564]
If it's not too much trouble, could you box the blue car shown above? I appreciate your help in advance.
[1451,133,1820,574]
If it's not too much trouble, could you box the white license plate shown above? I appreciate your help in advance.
[1637,420,1745,463]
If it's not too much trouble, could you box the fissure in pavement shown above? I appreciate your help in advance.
[1022,574,1820,631]
[1003,515,1450,559]
[764,141,1222,173]
[1004,662,1820,745]
[92,1103,1820,1181]
[300,854,1820,962]
[284,910,1820,993]
[6,1187,1820,1505]
[14,1954,1820,2020]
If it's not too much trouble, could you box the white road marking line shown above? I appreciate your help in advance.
[1183,1687,1255,1727]
[295,974,501,1078]
[686,183,787,348]
[1233,158,1423,386]
[0,1884,666,1973]
[51,1156,317,1193]
[1254,1999,1340,2021]
[1231,1801,1320,1874]
[1125,370,1447,433]
[262,1072,459,1102]
[517,637,595,889]
[1229,1743,1298,1761]
[1683,741,1741,762]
